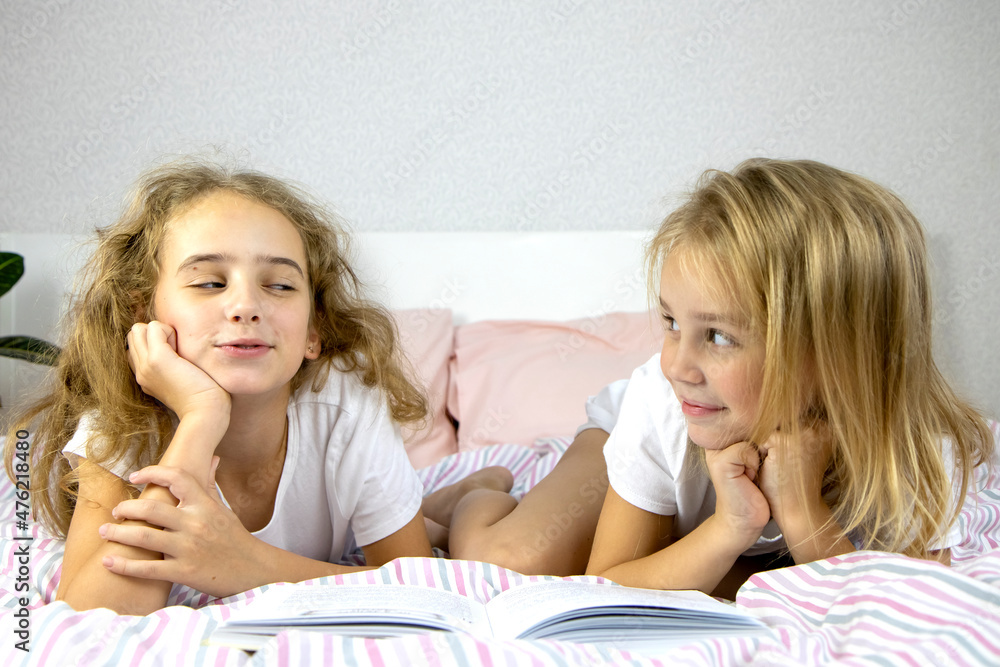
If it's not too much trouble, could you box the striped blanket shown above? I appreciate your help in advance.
[2,426,999,666]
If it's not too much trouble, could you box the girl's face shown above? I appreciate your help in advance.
[658,251,765,450]
[152,191,321,399]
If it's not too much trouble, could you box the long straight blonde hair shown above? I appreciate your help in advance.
[646,158,993,556]
[4,158,428,537]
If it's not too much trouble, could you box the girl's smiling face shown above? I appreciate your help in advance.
[658,250,766,450]
[152,191,321,400]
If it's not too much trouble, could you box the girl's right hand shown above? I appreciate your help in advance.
[99,460,267,598]
[704,441,771,548]
[127,321,231,421]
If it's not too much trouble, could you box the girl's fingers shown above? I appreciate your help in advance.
[145,320,177,351]
[739,442,763,482]
[128,465,204,504]
[707,441,762,479]
[112,497,184,531]
[102,553,169,581]
[100,522,173,556]
[125,323,148,371]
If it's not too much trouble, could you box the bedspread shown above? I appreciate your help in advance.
[2,429,999,666]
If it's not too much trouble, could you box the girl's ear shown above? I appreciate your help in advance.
[305,326,322,360]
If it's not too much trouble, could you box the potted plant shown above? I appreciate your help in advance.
[0,251,61,366]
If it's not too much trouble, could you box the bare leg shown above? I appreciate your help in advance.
[445,429,610,576]
[422,466,514,550]
[422,466,514,527]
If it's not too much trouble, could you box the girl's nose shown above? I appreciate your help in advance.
[225,283,261,323]
[663,340,703,385]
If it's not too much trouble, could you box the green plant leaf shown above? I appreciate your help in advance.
[0,252,24,298]
[0,336,61,366]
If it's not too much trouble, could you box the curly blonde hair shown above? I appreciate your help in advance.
[5,158,428,537]
[646,158,994,557]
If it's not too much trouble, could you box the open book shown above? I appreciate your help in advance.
[209,579,771,652]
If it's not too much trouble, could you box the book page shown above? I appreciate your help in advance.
[483,580,763,641]
[223,583,489,634]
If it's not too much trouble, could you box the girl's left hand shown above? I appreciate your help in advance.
[755,424,833,523]
[99,461,264,598]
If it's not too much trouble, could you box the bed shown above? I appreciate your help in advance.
[2,231,999,666]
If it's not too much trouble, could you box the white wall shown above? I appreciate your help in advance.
[1,0,998,418]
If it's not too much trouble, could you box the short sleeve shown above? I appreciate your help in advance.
[576,378,629,435]
[61,413,132,479]
[603,355,689,517]
[329,388,423,548]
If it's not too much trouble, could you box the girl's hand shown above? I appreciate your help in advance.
[756,425,854,563]
[127,321,231,420]
[704,441,771,548]
[756,424,833,526]
[99,461,265,598]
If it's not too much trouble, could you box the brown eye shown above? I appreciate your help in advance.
[709,330,736,346]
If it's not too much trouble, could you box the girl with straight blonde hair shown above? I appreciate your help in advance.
[4,158,432,614]
[426,158,994,596]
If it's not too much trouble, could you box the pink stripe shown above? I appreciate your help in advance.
[830,619,937,661]
[746,580,833,616]
[844,589,1000,652]
[833,596,989,664]
[421,557,435,588]
[364,637,385,667]
[136,612,170,656]
[180,610,199,658]
[506,457,535,479]
[908,576,993,616]
[497,566,510,592]
[277,630,289,664]
[1,547,12,576]
[35,613,88,666]
[42,563,61,602]
[761,569,842,608]
[453,562,467,597]
[739,596,820,629]
[434,458,462,486]
[323,633,333,665]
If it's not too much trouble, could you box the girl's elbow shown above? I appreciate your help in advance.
[584,554,617,579]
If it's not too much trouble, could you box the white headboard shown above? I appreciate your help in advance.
[351,232,650,323]
[0,231,652,413]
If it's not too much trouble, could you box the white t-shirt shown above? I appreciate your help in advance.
[63,370,423,563]
[585,354,963,553]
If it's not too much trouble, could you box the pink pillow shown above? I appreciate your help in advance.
[449,312,664,450]
[392,309,458,468]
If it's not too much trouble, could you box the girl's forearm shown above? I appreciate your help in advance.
[595,515,755,594]
[774,500,855,564]
[216,515,432,596]
[57,538,173,615]
[56,465,173,614]
[154,409,229,487]
[243,541,376,591]
[59,411,230,613]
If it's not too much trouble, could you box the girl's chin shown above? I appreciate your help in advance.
[690,438,728,450]
[687,428,749,451]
